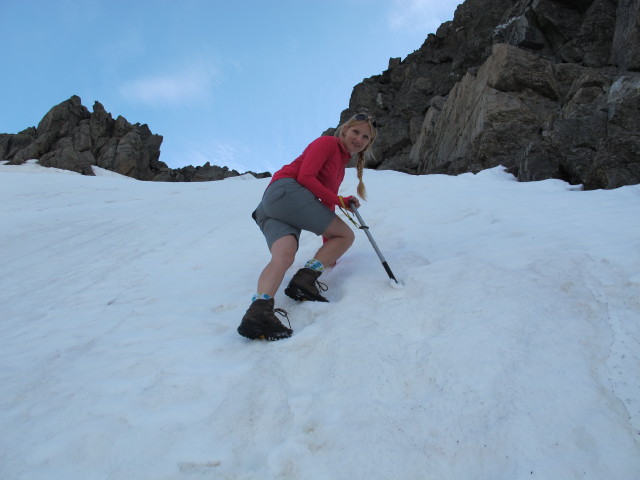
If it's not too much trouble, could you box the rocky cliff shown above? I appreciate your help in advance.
[333,0,639,189]
[0,96,269,181]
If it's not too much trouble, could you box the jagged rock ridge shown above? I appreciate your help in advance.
[0,96,269,181]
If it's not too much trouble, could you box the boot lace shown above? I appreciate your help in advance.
[316,280,328,293]
[274,307,291,329]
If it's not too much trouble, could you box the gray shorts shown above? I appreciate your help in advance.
[252,178,337,250]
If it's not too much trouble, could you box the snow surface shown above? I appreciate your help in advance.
[1,160,639,479]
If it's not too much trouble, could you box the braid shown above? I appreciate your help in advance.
[334,113,378,201]
[356,152,367,200]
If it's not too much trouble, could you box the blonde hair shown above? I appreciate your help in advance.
[334,114,378,200]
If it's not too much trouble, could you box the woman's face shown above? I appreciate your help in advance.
[341,122,372,154]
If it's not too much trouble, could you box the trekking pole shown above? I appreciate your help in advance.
[349,201,400,285]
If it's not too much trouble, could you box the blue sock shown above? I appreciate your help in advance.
[304,259,324,273]
[252,293,272,302]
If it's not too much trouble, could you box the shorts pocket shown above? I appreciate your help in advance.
[262,181,289,206]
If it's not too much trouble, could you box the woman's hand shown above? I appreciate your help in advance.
[339,195,360,211]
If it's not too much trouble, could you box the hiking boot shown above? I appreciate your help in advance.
[284,268,329,302]
[237,298,292,341]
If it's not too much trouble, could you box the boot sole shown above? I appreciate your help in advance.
[284,285,329,302]
[237,324,292,341]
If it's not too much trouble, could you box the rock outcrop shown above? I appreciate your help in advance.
[1,96,164,179]
[0,96,269,181]
[333,0,640,189]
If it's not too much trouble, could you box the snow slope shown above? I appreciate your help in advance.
[1,161,639,479]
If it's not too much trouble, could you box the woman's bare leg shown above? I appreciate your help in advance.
[256,235,298,297]
[313,217,355,267]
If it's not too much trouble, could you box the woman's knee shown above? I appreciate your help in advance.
[323,218,354,241]
[336,226,355,248]
[345,225,355,244]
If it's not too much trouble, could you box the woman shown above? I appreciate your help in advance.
[237,113,378,341]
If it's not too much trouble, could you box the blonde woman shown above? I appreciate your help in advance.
[238,113,378,341]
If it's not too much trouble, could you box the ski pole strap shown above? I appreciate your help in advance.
[339,206,362,229]
[338,196,362,229]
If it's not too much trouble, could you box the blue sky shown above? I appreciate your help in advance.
[1,0,461,173]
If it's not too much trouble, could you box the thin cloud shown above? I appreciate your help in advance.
[119,59,219,108]
[388,0,457,34]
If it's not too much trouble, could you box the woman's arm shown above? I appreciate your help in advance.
[295,137,343,207]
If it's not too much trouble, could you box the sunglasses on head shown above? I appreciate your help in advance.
[353,113,377,129]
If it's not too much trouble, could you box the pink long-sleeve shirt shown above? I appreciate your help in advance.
[270,136,352,209]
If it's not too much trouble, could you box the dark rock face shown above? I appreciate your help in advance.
[0,96,269,182]
[334,0,640,189]
[1,96,165,180]
[153,162,270,182]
